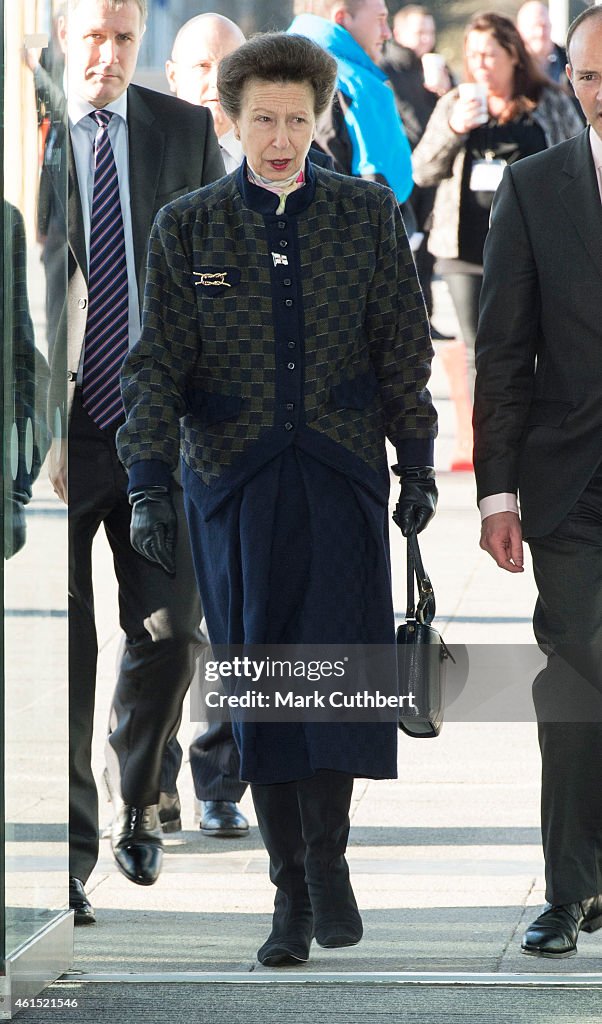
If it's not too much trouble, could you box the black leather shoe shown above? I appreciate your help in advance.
[69,876,96,926]
[111,804,163,885]
[521,895,602,957]
[158,790,182,833]
[200,800,249,838]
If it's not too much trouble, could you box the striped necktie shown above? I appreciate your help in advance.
[81,109,129,429]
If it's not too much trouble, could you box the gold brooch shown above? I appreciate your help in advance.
[193,271,231,288]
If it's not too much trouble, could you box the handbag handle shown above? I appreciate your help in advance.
[405,530,436,626]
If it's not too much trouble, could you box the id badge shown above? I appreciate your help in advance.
[469,158,506,192]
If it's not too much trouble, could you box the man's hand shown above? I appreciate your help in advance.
[480,511,524,573]
[49,441,68,504]
[129,486,177,575]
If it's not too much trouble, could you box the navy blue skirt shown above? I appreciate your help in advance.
[183,446,398,783]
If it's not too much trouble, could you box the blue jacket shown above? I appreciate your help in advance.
[289,14,413,203]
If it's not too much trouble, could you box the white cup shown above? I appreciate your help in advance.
[421,52,447,91]
[457,82,489,125]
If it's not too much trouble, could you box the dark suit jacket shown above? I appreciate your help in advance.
[473,129,602,538]
[56,83,224,422]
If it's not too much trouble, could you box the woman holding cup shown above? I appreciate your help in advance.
[412,11,581,399]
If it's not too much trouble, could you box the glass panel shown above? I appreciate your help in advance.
[2,0,68,961]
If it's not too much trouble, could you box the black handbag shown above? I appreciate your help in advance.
[396,530,452,738]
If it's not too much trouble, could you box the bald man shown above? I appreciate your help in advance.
[166,13,245,172]
[158,12,250,841]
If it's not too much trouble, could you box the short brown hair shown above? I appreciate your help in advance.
[567,4,602,64]
[69,0,148,24]
[217,32,337,120]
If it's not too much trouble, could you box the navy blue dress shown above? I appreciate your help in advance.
[183,445,398,784]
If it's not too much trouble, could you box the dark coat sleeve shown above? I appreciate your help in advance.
[473,166,539,502]
[366,191,436,466]
[118,204,199,488]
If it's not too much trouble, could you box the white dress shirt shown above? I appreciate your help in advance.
[68,90,141,375]
[219,127,243,174]
[479,127,602,522]
[590,125,602,202]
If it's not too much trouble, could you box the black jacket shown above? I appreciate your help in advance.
[474,130,602,537]
[378,41,440,149]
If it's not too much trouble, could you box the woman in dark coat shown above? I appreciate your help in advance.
[117,32,437,966]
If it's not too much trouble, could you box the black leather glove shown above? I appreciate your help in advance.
[392,466,438,537]
[4,496,27,559]
[129,486,177,574]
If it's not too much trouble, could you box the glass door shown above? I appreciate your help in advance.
[2,0,71,1014]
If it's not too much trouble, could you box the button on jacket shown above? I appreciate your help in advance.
[118,160,436,514]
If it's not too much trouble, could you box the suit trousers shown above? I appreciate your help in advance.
[159,616,247,803]
[161,721,247,803]
[528,466,602,905]
[68,391,200,882]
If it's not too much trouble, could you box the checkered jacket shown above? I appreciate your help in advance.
[117,163,436,507]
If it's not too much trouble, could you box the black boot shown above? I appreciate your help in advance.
[251,782,313,967]
[297,770,363,949]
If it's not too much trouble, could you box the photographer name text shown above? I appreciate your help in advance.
[204,690,416,709]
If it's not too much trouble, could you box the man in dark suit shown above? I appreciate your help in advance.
[50,0,224,923]
[159,10,250,841]
[474,6,602,958]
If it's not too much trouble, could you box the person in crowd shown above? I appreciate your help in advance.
[288,0,416,234]
[379,4,454,337]
[50,0,224,924]
[386,4,452,123]
[516,0,585,123]
[517,0,570,86]
[117,32,437,967]
[473,5,602,958]
[161,10,251,841]
[412,11,582,399]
